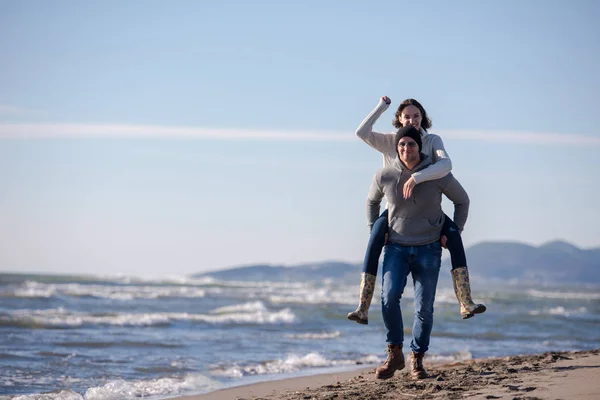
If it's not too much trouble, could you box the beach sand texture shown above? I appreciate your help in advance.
[180,349,599,400]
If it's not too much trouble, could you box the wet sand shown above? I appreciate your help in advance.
[176,349,600,399]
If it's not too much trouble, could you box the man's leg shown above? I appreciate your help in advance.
[381,243,410,344]
[376,243,410,380]
[348,209,389,325]
[441,214,486,319]
[409,241,442,379]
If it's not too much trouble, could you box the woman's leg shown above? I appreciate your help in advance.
[441,214,487,319]
[440,214,467,269]
[347,210,389,325]
[363,209,389,275]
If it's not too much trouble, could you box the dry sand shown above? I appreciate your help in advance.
[176,349,600,400]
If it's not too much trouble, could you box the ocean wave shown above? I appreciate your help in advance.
[9,389,83,400]
[432,288,459,304]
[267,285,480,306]
[0,352,32,360]
[85,374,221,400]
[285,331,341,340]
[268,287,359,305]
[3,281,207,301]
[210,301,267,314]
[200,279,308,290]
[53,341,184,349]
[0,306,297,328]
[434,331,506,340]
[427,350,473,363]
[5,373,222,400]
[529,306,589,317]
[527,289,600,300]
[210,352,376,378]
[1,280,315,302]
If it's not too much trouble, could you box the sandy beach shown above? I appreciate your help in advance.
[177,349,600,400]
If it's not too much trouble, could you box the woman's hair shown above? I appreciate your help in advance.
[392,98,432,130]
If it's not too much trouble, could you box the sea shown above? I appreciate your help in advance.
[1,271,599,399]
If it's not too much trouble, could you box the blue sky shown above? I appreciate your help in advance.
[1,0,599,276]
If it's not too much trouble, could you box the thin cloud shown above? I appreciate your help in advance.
[438,129,600,145]
[0,123,598,145]
[0,123,352,142]
[0,105,29,115]
[0,105,46,117]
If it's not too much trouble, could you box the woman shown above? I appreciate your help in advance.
[347,96,486,323]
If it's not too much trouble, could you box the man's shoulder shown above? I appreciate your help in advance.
[376,166,403,182]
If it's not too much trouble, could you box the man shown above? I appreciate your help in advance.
[367,125,470,380]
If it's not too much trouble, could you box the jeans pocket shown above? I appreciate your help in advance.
[428,241,442,255]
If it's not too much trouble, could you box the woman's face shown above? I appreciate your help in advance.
[398,105,422,131]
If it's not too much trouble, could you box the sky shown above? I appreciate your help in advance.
[1,0,599,277]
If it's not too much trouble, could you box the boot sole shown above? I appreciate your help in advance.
[347,314,368,325]
[375,371,395,380]
[376,365,404,380]
[462,304,487,319]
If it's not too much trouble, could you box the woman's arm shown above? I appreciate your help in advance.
[355,97,396,155]
[403,134,453,199]
[411,135,453,184]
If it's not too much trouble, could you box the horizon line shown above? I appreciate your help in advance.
[0,123,599,145]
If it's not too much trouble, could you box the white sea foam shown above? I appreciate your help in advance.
[206,279,307,289]
[198,307,297,324]
[7,373,222,400]
[83,374,221,400]
[12,281,57,298]
[3,306,297,328]
[8,281,206,301]
[210,301,267,314]
[529,306,588,317]
[11,389,83,400]
[268,290,354,305]
[527,289,600,300]
[432,288,459,304]
[268,284,372,305]
[286,331,341,340]
[211,352,374,378]
[426,350,473,362]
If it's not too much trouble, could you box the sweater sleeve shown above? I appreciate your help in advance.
[411,135,452,184]
[441,174,470,233]
[366,172,384,232]
[355,99,396,155]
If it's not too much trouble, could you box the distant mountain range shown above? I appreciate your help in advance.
[461,240,600,283]
[193,240,600,285]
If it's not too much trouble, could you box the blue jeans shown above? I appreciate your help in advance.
[362,212,466,275]
[381,242,442,353]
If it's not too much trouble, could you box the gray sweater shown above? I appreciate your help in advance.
[367,156,470,246]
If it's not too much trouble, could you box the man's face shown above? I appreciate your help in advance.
[399,105,422,131]
[397,137,419,165]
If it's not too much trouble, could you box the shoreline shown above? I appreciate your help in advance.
[174,349,600,400]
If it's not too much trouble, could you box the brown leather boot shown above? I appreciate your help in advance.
[410,351,428,379]
[375,344,405,380]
